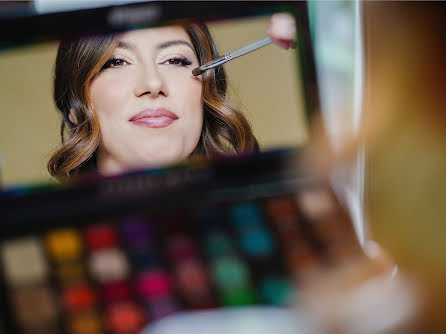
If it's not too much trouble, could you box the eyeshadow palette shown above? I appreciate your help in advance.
[0,151,364,334]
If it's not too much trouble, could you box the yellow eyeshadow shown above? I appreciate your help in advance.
[45,229,83,262]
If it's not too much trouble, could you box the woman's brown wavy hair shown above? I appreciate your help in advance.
[48,23,259,181]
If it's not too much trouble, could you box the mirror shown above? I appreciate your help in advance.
[0,12,309,186]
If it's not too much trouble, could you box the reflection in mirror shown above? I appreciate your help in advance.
[0,14,308,186]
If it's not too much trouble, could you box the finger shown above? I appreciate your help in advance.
[269,37,293,50]
[267,12,297,42]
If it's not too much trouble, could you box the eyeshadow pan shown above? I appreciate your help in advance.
[1,238,48,286]
[68,311,102,334]
[85,224,118,250]
[175,259,216,309]
[105,301,145,334]
[230,203,265,228]
[205,232,235,258]
[89,249,129,282]
[176,260,209,291]
[56,262,86,284]
[137,270,173,299]
[239,228,275,258]
[264,198,304,244]
[121,219,152,246]
[46,229,83,262]
[10,284,58,329]
[211,257,255,306]
[258,277,292,306]
[62,283,96,312]
[101,280,131,303]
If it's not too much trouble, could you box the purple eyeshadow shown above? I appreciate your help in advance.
[121,218,153,244]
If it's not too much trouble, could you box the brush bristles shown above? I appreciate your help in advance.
[192,67,204,76]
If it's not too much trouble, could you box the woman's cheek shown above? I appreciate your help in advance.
[167,71,201,100]
[91,74,131,117]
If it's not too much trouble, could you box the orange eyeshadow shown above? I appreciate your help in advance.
[68,311,102,334]
[105,302,146,334]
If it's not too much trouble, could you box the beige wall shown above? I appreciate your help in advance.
[0,15,307,186]
[209,16,307,149]
[0,41,61,186]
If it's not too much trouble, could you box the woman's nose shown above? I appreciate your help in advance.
[134,63,168,98]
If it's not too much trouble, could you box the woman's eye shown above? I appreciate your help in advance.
[102,58,128,69]
[164,57,192,66]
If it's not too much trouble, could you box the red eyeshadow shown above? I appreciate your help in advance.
[102,280,131,303]
[62,284,96,312]
[85,224,118,250]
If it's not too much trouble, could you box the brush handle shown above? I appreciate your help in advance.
[229,36,272,59]
[193,36,272,75]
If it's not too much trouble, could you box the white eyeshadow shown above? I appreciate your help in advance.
[1,237,48,286]
[88,248,129,282]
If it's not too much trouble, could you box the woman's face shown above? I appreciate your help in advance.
[89,26,203,175]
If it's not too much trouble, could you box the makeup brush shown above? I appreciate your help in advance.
[192,36,272,76]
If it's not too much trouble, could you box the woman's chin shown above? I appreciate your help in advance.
[97,150,192,177]
[138,152,189,170]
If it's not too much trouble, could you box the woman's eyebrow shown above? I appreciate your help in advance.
[157,40,194,51]
[117,41,134,50]
[116,40,194,51]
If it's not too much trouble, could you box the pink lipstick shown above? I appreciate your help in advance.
[130,108,178,128]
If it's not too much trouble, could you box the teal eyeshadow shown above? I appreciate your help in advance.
[205,232,235,258]
[212,257,251,291]
[258,277,292,306]
[239,228,275,257]
[229,203,265,229]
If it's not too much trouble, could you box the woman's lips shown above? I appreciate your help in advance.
[129,108,179,128]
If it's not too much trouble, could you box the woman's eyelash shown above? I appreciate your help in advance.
[101,57,192,70]
[102,58,128,69]
[165,57,192,66]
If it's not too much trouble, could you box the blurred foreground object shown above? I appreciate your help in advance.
[296,2,446,333]
[363,2,446,331]
[298,254,418,334]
